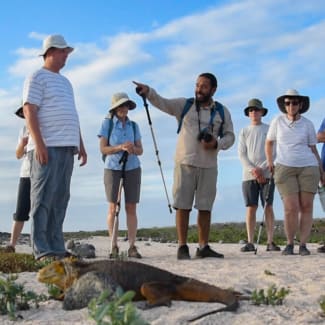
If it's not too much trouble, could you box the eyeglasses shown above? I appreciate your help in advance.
[248,108,262,112]
[284,100,299,106]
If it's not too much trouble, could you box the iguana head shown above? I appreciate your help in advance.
[37,257,79,291]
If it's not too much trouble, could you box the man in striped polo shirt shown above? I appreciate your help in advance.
[23,34,87,261]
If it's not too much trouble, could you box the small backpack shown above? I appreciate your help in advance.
[102,118,136,162]
[177,97,225,138]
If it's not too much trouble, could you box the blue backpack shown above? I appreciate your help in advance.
[102,118,136,162]
[177,97,225,138]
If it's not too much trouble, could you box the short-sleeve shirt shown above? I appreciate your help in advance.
[267,114,318,167]
[98,116,141,171]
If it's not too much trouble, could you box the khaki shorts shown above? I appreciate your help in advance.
[274,164,320,197]
[173,163,217,211]
[104,167,141,203]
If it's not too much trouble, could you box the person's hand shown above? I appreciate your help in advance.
[78,142,87,167]
[35,142,48,165]
[133,81,149,97]
[21,136,29,146]
[121,141,134,154]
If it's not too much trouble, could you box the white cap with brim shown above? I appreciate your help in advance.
[109,92,136,113]
[39,34,74,56]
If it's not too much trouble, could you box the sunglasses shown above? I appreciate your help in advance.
[284,100,300,106]
[248,107,262,112]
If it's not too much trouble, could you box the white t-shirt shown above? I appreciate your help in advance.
[18,126,30,178]
[23,68,80,152]
[267,114,318,167]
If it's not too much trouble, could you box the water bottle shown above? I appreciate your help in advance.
[319,185,325,212]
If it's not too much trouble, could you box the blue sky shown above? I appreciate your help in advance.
[1,0,325,233]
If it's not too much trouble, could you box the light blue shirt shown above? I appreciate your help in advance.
[98,115,141,171]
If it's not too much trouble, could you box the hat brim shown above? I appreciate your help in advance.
[244,107,268,117]
[109,99,136,112]
[277,95,310,114]
[14,106,24,119]
[39,46,74,57]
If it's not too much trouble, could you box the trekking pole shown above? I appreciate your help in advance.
[136,87,173,214]
[254,176,273,255]
[110,151,128,257]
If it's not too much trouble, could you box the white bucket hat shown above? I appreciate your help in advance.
[39,34,74,56]
[109,92,136,113]
[277,89,310,114]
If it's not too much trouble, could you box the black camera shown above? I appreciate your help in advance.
[197,128,213,142]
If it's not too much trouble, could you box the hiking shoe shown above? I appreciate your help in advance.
[177,245,191,260]
[266,242,281,252]
[3,245,15,253]
[128,245,142,259]
[240,243,255,252]
[317,245,325,253]
[282,244,294,255]
[299,245,310,256]
[195,245,224,258]
[109,246,119,259]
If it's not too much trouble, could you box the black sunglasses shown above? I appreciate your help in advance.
[284,100,300,106]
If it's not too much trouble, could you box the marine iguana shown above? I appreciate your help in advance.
[38,257,241,316]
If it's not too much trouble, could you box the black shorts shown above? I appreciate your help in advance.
[242,179,274,207]
[13,177,30,222]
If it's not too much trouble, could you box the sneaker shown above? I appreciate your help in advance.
[299,245,310,256]
[317,245,325,253]
[128,245,142,259]
[109,246,119,259]
[240,243,255,252]
[282,244,294,255]
[266,242,281,252]
[195,245,224,258]
[177,245,191,260]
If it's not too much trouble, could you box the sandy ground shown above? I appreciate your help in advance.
[1,237,325,324]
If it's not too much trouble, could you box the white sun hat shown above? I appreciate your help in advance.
[39,34,74,56]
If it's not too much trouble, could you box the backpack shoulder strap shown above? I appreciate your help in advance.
[107,118,114,143]
[213,101,225,138]
[177,98,194,134]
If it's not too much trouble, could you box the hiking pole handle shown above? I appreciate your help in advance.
[119,151,129,165]
[136,86,152,125]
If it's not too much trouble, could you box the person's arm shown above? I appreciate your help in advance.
[317,130,325,143]
[23,103,48,164]
[16,135,28,159]
[78,132,87,166]
[310,145,325,185]
[217,106,235,150]
[265,139,275,174]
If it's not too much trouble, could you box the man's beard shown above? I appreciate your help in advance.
[195,92,211,104]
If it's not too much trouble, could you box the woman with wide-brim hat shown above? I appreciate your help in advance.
[265,89,324,256]
[98,92,143,259]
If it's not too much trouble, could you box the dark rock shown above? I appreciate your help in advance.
[63,271,118,310]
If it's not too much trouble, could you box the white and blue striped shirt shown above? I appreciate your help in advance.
[23,68,80,151]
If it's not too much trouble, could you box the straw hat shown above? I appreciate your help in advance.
[277,89,310,114]
[109,92,136,113]
[244,98,268,116]
[39,34,74,56]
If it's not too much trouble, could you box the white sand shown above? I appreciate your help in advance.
[2,237,325,324]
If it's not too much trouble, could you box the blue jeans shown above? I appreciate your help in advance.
[29,147,74,259]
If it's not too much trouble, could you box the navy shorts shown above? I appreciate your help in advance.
[13,177,30,222]
[242,179,274,207]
